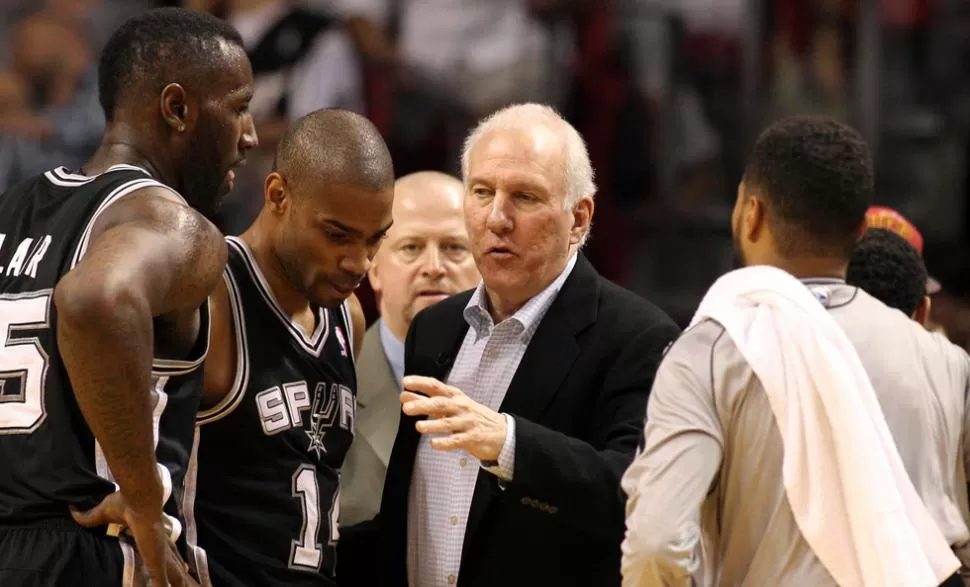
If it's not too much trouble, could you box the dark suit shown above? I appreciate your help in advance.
[373,254,680,587]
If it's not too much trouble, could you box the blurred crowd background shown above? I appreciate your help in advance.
[2,0,970,346]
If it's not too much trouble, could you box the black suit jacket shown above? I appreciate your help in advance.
[338,254,679,587]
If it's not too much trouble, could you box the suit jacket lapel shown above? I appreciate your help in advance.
[498,254,599,418]
[410,297,471,381]
[461,255,600,562]
[389,293,472,494]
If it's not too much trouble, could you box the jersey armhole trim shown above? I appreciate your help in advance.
[197,270,250,425]
[152,299,211,376]
[69,177,186,270]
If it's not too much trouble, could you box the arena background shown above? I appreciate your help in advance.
[2,0,969,346]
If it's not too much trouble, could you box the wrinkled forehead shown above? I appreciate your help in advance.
[468,127,566,192]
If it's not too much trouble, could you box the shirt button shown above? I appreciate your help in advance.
[448,575,457,585]
[459,457,468,467]
[450,515,458,525]
[486,348,496,359]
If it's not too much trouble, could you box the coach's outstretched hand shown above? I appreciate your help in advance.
[402,375,508,463]
[71,492,199,587]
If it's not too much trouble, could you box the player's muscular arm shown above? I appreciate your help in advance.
[54,188,227,514]
[200,275,237,408]
[347,294,366,358]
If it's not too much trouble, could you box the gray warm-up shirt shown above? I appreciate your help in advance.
[625,279,970,586]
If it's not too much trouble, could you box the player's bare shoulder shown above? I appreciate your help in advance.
[90,185,228,306]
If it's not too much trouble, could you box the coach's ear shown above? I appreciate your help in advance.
[912,295,932,327]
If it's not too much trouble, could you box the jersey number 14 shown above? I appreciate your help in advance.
[291,463,340,571]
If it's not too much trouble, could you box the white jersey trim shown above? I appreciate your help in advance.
[224,236,330,357]
[152,297,211,377]
[70,176,185,271]
[196,270,250,425]
[43,163,151,187]
[183,426,214,586]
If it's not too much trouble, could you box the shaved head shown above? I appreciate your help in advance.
[369,170,480,341]
[261,108,396,310]
[394,171,464,212]
[275,108,395,193]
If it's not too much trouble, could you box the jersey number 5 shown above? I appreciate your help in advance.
[0,292,51,435]
[290,464,340,571]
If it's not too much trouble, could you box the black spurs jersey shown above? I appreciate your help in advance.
[0,165,208,541]
[184,236,357,587]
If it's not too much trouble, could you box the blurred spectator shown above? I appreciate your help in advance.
[615,0,725,211]
[214,0,365,234]
[770,0,849,123]
[227,0,362,141]
[335,0,577,174]
[0,10,103,189]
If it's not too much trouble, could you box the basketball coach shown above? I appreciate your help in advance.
[342,103,681,587]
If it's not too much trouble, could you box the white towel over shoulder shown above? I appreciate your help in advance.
[691,265,958,587]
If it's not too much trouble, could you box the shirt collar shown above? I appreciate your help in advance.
[463,253,579,343]
[799,277,846,285]
[800,277,847,308]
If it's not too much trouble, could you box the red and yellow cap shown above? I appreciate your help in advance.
[864,206,940,294]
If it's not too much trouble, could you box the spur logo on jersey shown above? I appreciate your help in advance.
[255,381,355,457]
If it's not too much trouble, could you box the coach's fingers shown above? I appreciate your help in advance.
[402,376,459,398]
[400,391,425,405]
[416,416,471,435]
[430,432,472,452]
[402,396,459,418]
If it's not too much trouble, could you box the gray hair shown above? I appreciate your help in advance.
[460,103,597,211]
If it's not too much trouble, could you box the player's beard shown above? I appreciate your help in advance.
[177,124,226,223]
[731,225,747,269]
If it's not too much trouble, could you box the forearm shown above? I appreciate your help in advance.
[509,417,634,539]
[55,282,163,513]
[620,433,721,586]
[620,457,702,587]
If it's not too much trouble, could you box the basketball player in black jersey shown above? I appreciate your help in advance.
[0,8,257,587]
[182,109,393,587]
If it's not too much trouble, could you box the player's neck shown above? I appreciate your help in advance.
[763,254,848,281]
[83,125,173,186]
[240,226,312,321]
